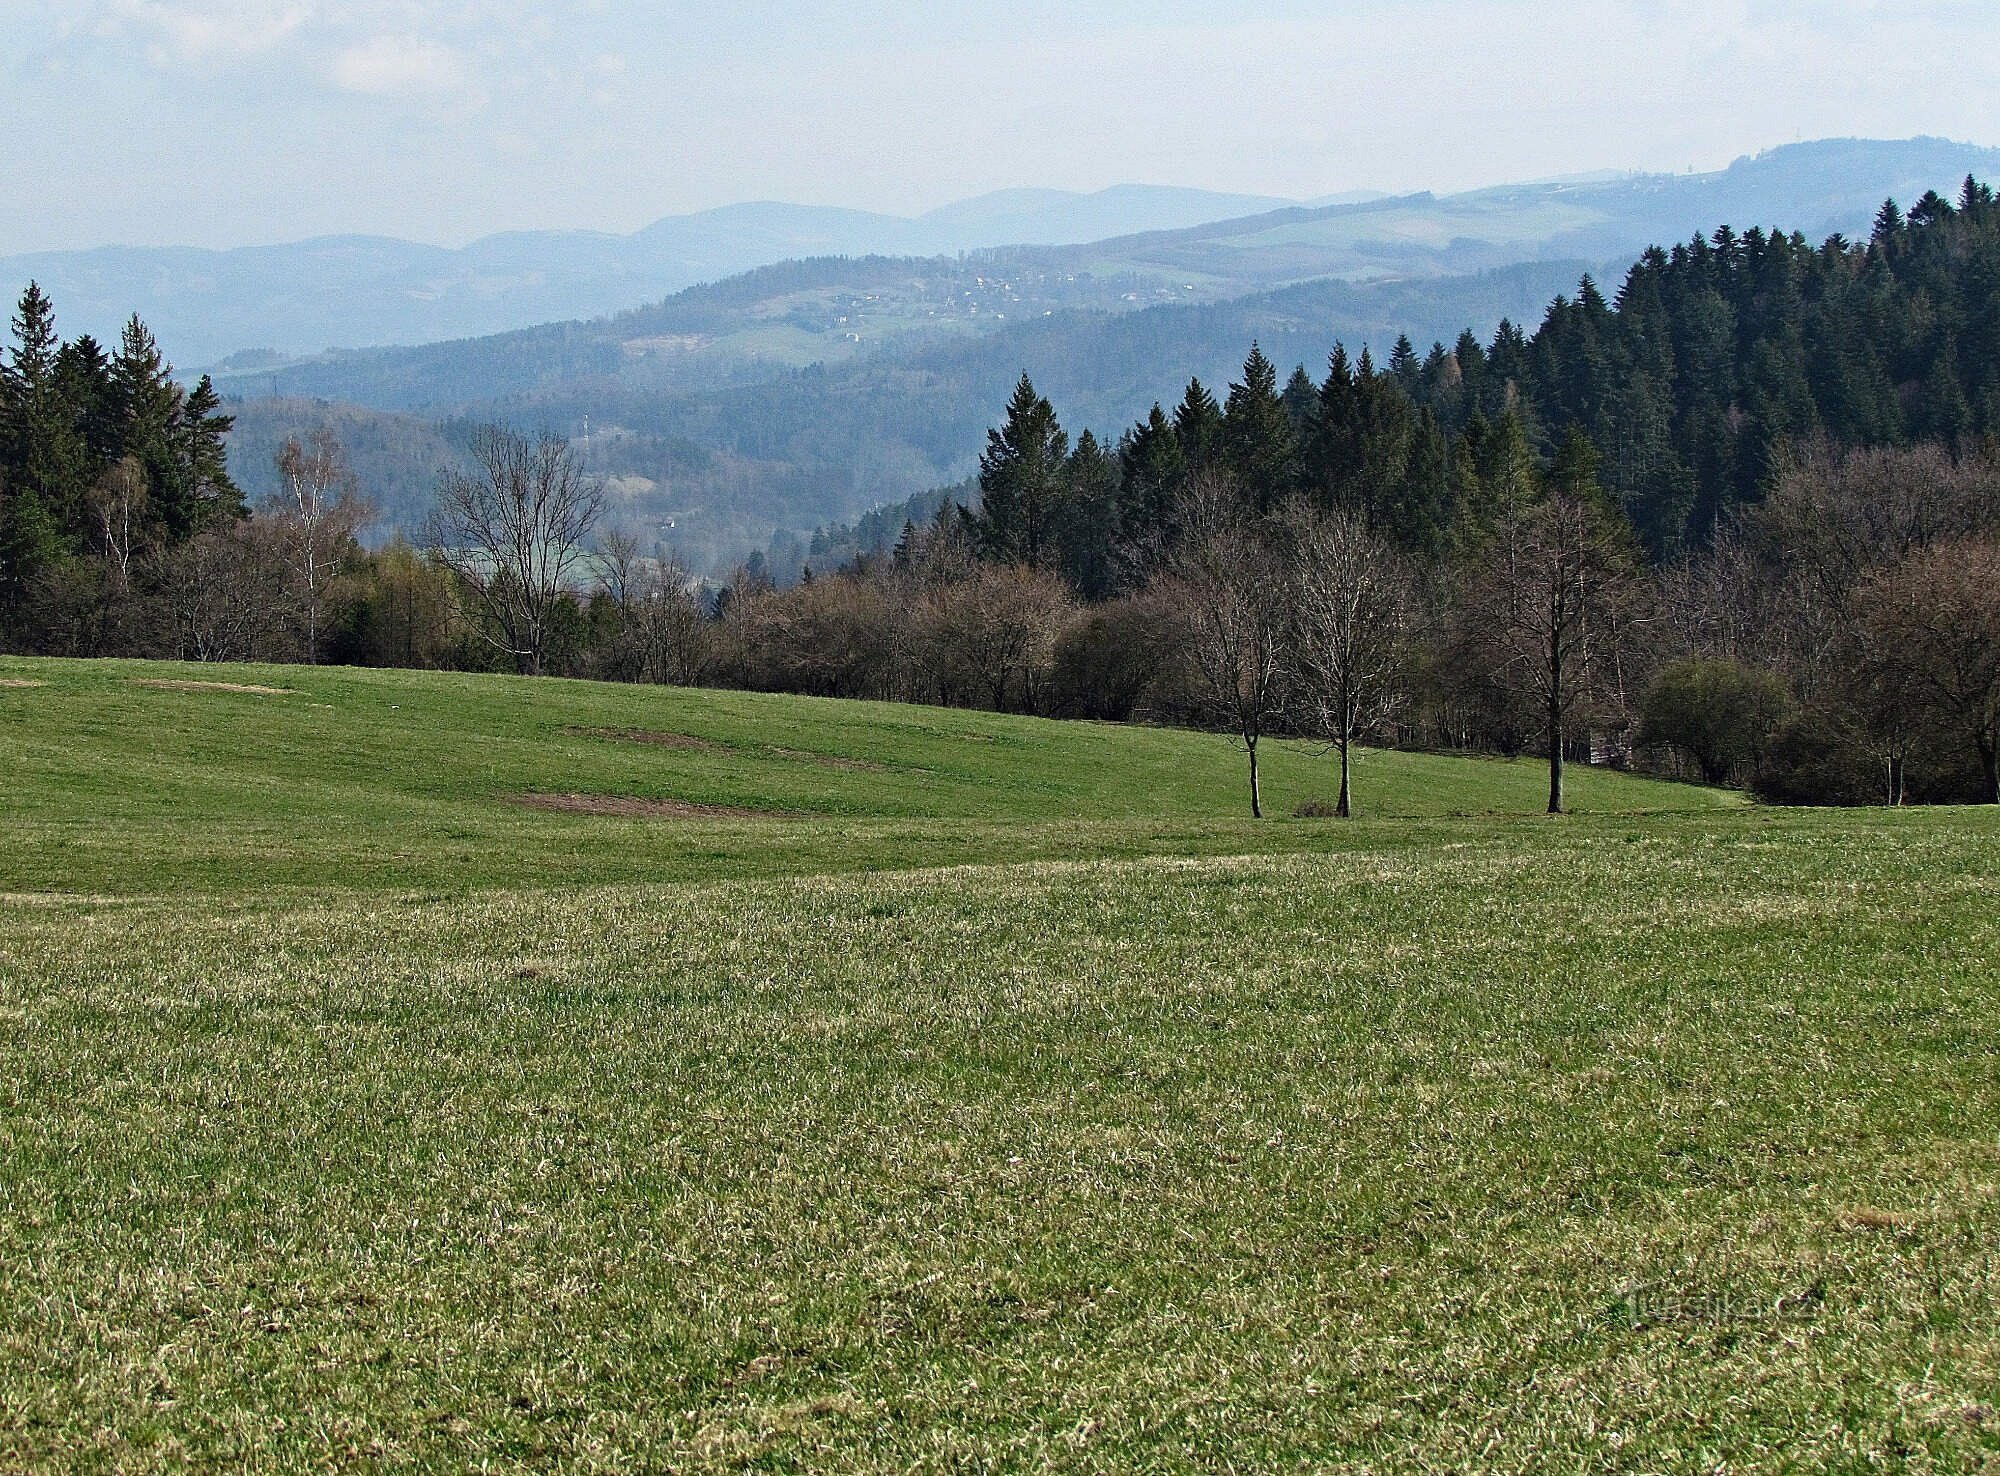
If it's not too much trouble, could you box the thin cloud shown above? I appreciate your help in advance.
[329,34,467,96]
[100,0,313,64]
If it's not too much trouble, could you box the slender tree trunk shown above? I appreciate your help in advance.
[1982,737,1999,805]
[1337,736,1353,819]
[1887,753,1905,808]
[1247,736,1262,819]
[1547,701,1566,816]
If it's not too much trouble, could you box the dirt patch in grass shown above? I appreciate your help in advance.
[0,679,46,689]
[764,746,899,774]
[513,792,804,821]
[133,679,294,697]
[566,725,721,752]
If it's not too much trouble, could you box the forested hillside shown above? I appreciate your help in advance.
[207,139,2000,565]
[8,180,2000,808]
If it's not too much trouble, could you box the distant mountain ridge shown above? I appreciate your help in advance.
[2,185,1324,365]
[203,136,2000,569]
[14,138,1995,372]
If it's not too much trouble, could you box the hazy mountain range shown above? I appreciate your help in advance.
[202,138,2000,567]
[25,136,1998,571]
[4,185,1378,367]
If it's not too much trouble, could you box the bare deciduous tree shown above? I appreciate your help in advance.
[1280,502,1411,817]
[87,457,149,590]
[1853,537,2000,803]
[1460,490,1639,814]
[266,428,373,662]
[152,527,285,664]
[1160,477,1288,818]
[426,428,604,676]
[913,563,1074,712]
[596,531,711,687]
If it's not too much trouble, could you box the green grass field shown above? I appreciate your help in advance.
[2,657,1997,1471]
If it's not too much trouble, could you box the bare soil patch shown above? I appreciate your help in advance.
[133,679,294,697]
[513,792,802,821]
[0,679,46,689]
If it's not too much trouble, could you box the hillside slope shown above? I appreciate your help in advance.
[3,186,1309,366]
[2,660,1995,1470]
[0,657,1736,895]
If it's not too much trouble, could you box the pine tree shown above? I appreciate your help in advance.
[113,316,190,536]
[1281,365,1319,438]
[177,374,242,527]
[1389,408,1452,552]
[1223,343,1295,510]
[0,481,61,618]
[975,374,1067,565]
[1118,404,1184,557]
[4,283,86,568]
[1308,345,1362,508]
[1389,334,1421,394]
[1172,378,1225,475]
[1053,430,1121,599]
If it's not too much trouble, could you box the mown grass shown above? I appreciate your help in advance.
[2,657,1994,1471]
[0,656,1730,896]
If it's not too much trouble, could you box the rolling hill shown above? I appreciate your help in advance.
[4,657,1997,1469]
[0,656,1731,895]
[209,137,2000,568]
[3,185,1319,367]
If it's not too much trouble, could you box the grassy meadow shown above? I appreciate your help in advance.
[2,657,1997,1470]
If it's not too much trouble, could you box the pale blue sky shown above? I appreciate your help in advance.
[4,0,1998,252]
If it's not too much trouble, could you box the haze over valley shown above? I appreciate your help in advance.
[159,136,2000,567]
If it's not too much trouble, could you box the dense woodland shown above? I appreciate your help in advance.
[5,183,2000,807]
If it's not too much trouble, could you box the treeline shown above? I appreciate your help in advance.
[708,180,2000,808]
[931,174,2000,592]
[0,286,239,635]
[6,186,1999,808]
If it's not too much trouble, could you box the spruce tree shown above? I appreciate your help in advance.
[113,316,189,536]
[1054,430,1121,599]
[1172,378,1225,476]
[4,283,86,564]
[975,374,1067,565]
[1222,343,1295,510]
[177,374,243,526]
[1117,404,1184,556]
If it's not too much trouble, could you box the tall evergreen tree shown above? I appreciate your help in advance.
[1053,430,1121,599]
[1172,378,1225,476]
[1222,343,1295,510]
[1118,404,1184,560]
[975,374,1067,565]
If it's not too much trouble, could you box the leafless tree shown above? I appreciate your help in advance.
[1158,476,1288,817]
[152,527,285,664]
[912,563,1075,712]
[87,457,149,590]
[1459,489,1640,814]
[1853,537,2000,803]
[1756,442,2000,597]
[595,531,710,686]
[426,427,604,676]
[1279,502,1411,817]
[266,428,373,662]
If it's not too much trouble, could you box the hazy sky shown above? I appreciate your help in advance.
[4,0,1999,252]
